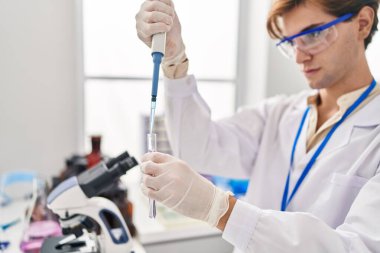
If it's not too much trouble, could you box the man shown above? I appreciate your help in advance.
[136,0,380,252]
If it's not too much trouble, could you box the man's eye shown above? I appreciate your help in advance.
[305,31,322,39]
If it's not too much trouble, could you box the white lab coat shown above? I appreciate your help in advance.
[164,75,380,253]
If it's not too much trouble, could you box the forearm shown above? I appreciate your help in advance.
[162,54,189,79]
[221,200,376,253]
[164,75,212,162]
[217,195,237,231]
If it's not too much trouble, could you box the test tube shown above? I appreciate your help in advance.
[147,133,157,219]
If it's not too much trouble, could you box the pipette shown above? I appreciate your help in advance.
[149,32,166,134]
[149,32,166,218]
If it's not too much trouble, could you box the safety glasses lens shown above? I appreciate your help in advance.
[298,26,338,53]
[277,25,338,59]
[277,41,294,59]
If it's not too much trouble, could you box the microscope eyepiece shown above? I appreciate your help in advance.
[78,151,138,198]
[109,157,138,177]
[106,151,130,169]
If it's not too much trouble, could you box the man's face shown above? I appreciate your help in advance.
[281,3,361,90]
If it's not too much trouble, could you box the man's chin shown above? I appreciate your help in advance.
[306,79,320,90]
[306,77,328,90]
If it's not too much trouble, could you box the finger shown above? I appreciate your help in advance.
[142,0,174,17]
[141,152,172,163]
[155,180,175,204]
[141,183,151,197]
[142,168,172,188]
[137,22,171,39]
[140,161,161,176]
[144,11,173,26]
[141,183,160,200]
[148,0,174,8]
[136,25,153,46]
[142,174,160,190]
[140,182,172,203]
[136,9,172,31]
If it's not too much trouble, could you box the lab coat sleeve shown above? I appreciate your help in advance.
[223,172,380,253]
[164,75,284,178]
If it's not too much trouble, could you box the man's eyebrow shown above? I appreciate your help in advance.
[299,22,324,33]
[283,22,325,38]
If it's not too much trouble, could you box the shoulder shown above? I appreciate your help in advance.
[237,90,315,116]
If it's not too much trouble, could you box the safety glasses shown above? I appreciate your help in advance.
[276,13,353,59]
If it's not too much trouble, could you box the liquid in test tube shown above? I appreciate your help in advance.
[147,133,157,219]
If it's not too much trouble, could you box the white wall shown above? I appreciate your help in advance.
[0,0,82,179]
[235,0,272,107]
[236,0,307,106]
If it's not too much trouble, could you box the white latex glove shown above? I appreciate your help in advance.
[140,152,230,227]
[135,0,186,66]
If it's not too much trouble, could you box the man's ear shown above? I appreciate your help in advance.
[356,6,375,41]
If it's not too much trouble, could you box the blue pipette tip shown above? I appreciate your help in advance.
[0,218,21,231]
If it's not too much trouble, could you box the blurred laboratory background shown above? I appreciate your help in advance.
[0,0,379,253]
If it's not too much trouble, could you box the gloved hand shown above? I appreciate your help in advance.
[135,0,187,71]
[140,152,231,227]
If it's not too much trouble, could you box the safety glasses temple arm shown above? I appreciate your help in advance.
[276,13,353,46]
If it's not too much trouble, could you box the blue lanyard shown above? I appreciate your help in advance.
[281,79,377,211]
[0,241,10,250]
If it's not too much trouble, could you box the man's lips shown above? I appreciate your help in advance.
[303,68,321,77]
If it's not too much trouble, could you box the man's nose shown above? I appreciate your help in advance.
[295,47,312,64]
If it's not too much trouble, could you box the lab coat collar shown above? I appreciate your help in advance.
[349,93,380,127]
[289,92,380,163]
[310,93,379,157]
[320,93,380,155]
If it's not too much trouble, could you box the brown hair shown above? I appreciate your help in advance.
[267,0,379,48]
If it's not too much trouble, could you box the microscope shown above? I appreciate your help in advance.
[42,151,138,253]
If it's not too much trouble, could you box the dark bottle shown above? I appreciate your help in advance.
[86,135,103,169]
